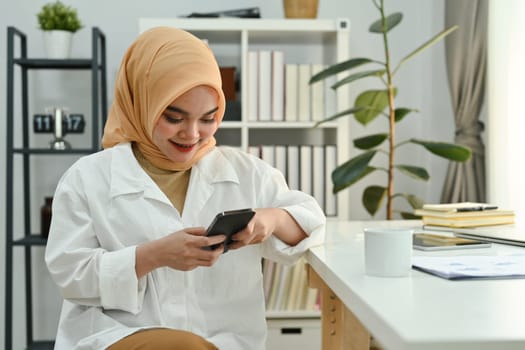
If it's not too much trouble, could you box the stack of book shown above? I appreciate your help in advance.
[414,202,515,228]
[263,257,319,312]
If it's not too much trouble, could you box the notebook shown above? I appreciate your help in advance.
[423,224,525,247]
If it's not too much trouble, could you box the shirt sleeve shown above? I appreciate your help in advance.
[99,246,147,313]
[257,163,326,265]
[45,164,146,314]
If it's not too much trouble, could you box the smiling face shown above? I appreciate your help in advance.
[152,85,220,164]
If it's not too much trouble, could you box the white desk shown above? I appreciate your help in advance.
[306,220,525,350]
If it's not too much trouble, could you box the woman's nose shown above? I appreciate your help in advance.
[180,121,199,138]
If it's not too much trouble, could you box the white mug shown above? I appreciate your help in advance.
[364,227,413,277]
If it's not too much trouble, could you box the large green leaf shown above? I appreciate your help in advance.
[354,89,394,125]
[309,58,374,84]
[369,13,403,33]
[395,165,429,181]
[394,193,424,218]
[394,107,418,122]
[395,25,458,74]
[331,69,385,89]
[354,133,388,150]
[332,166,375,193]
[410,139,472,161]
[394,193,425,209]
[363,185,387,216]
[400,211,421,219]
[313,106,365,127]
[332,151,377,192]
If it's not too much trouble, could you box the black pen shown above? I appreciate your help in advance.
[456,205,498,212]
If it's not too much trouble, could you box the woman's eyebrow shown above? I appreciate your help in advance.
[165,106,219,117]
[165,106,189,116]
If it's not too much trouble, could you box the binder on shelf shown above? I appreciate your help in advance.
[261,145,275,167]
[257,50,272,121]
[274,264,293,310]
[287,145,300,190]
[312,145,325,211]
[271,51,284,121]
[274,145,287,178]
[247,51,259,121]
[285,259,305,311]
[284,64,299,121]
[297,64,311,122]
[267,264,282,310]
[300,145,313,195]
[310,64,325,122]
[324,145,337,216]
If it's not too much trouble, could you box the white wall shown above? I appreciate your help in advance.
[0,0,450,347]
[487,0,525,224]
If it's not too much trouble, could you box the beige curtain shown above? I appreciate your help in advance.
[441,0,488,203]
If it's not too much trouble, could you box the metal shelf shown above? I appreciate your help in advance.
[27,340,55,350]
[13,58,95,69]
[12,235,48,246]
[12,148,97,155]
[5,26,107,350]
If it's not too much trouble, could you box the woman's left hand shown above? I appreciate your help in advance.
[228,208,307,250]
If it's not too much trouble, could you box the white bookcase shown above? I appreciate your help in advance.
[139,18,350,348]
[139,18,351,220]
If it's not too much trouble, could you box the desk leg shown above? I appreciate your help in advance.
[307,264,371,350]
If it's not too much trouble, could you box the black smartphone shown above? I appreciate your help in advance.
[205,208,256,252]
[413,233,491,251]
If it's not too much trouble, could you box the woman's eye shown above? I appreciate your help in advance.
[201,118,216,124]
[163,114,183,124]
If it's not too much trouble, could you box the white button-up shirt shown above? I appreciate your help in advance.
[45,143,325,350]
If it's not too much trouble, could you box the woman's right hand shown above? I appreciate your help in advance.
[135,227,226,278]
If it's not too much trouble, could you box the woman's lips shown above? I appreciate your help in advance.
[171,140,197,153]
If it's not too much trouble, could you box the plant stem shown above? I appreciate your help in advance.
[379,0,396,220]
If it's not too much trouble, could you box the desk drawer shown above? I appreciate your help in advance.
[266,318,321,349]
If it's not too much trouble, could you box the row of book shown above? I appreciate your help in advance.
[263,257,319,311]
[248,144,338,217]
[247,50,334,122]
[251,144,335,311]
[415,202,515,228]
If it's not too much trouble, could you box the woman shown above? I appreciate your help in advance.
[45,26,325,350]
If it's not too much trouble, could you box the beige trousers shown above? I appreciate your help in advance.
[108,328,218,350]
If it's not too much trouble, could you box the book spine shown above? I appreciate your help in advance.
[247,51,259,121]
[284,64,298,122]
[271,51,284,121]
[257,50,272,121]
[297,64,311,122]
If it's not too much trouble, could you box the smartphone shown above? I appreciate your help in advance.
[413,233,491,251]
[205,208,256,252]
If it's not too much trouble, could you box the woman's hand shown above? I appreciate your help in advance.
[227,208,307,250]
[135,227,226,278]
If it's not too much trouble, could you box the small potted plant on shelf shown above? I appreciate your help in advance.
[37,1,83,59]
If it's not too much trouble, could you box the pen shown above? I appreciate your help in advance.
[456,205,498,212]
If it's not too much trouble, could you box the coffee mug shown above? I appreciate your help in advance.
[364,227,413,277]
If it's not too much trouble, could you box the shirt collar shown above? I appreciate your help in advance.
[109,143,240,199]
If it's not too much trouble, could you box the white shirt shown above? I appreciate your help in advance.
[45,143,325,350]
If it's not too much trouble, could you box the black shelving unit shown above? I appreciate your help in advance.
[5,27,107,350]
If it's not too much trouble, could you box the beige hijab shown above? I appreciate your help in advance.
[102,27,225,170]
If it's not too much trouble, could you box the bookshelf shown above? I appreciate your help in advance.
[139,18,350,348]
[139,18,351,220]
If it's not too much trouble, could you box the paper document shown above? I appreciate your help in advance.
[412,255,525,280]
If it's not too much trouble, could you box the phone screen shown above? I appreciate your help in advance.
[413,233,491,251]
[205,208,255,252]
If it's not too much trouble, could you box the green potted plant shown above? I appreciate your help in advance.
[37,1,83,58]
[310,0,471,220]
